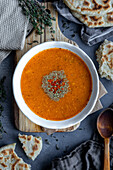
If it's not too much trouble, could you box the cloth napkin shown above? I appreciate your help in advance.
[53,1,113,46]
[0,0,32,63]
[50,104,113,170]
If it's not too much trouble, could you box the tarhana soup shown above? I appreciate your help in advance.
[21,48,92,121]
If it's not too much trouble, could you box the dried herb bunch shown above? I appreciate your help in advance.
[18,0,55,35]
[0,77,6,138]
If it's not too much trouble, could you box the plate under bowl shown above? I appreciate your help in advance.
[13,41,99,129]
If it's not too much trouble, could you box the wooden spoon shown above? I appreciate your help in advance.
[97,108,113,170]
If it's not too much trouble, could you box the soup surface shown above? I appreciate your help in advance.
[21,48,92,121]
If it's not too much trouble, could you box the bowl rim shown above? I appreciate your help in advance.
[13,41,99,129]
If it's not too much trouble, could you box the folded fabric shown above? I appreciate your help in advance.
[53,1,113,46]
[50,103,113,170]
[0,0,32,63]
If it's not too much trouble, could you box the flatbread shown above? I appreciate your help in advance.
[63,0,113,16]
[0,143,31,170]
[72,11,113,27]
[96,39,113,81]
[18,134,42,161]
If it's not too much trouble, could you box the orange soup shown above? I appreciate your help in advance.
[21,48,92,121]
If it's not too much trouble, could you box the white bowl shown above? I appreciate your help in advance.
[13,41,99,129]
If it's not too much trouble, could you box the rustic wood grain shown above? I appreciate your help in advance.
[14,2,79,132]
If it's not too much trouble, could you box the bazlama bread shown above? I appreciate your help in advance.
[72,11,113,27]
[0,143,31,170]
[18,134,42,161]
[96,39,113,81]
[63,0,113,16]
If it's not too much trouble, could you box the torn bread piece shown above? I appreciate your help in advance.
[18,134,42,161]
[96,39,113,81]
[0,143,31,170]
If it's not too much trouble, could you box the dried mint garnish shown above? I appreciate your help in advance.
[42,70,69,101]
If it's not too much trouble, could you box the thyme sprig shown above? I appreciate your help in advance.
[0,77,6,139]
[18,0,55,35]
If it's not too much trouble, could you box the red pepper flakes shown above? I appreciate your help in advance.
[42,70,69,101]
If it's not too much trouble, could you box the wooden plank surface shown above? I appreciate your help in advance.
[14,2,79,133]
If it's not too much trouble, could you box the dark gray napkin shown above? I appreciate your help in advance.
[50,104,113,170]
[53,1,113,46]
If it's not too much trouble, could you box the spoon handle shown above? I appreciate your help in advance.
[104,138,110,170]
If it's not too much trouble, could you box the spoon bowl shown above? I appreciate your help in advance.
[97,108,113,138]
[97,108,113,170]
